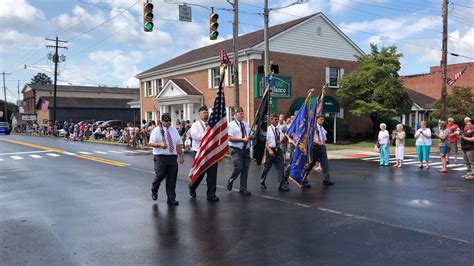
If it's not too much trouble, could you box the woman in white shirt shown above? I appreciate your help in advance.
[378,123,390,166]
[414,120,432,169]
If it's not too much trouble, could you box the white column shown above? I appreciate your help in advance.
[415,110,419,128]
[183,103,188,121]
[170,105,176,125]
[188,103,194,121]
[402,114,406,125]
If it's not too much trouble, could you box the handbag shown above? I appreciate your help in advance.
[374,144,380,153]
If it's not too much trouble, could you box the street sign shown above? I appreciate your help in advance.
[21,115,37,121]
[254,74,292,98]
[179,5,192,22]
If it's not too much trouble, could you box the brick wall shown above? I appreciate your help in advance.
[402,62,474,99]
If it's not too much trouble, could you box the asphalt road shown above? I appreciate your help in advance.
[0,134,473,265]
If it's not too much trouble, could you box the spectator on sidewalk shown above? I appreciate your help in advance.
[436,121,451,173]
[447,117,460,164]
[415,121,432,169]
[393,124,406,168]
[378,123,390,166]
[464,117,471,131]
[460,121,474,179]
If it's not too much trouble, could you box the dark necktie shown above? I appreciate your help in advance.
[240,122,247,149]
[166,128,174,153]
[273,126,280,147]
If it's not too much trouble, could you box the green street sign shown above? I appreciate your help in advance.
[254,74,291,98]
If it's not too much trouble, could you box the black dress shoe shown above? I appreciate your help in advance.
[227,180,233,191]
[323,180,335,186]
[239,190,251,196]
[278,186,289,192]
[207,196,220,202]
[260,183,267,189]
[167,199,179,205]
[151,192,158,201]
[302,182,312,188]
[189,187,196,198]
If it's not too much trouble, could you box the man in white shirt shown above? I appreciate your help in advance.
[303,115,334,187]
[148,113,184,206]
[259,114,288,191]
[277,114,289,160]
[226,107,253,195]
[188,106,219,202]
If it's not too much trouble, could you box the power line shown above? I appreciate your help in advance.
[451,2,474,9]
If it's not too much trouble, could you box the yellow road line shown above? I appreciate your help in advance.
[0,138,129,167]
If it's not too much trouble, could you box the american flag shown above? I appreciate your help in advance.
[41,100,49,113]
[447,66,468,86]
[188,61,228,185]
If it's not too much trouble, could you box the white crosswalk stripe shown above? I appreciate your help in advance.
[46,153,61,157]
[359,154,465,171]
[78,152,93,155]
[11,156,24,160]
[107,151,123,154]
[122,150,139,153]
[29,155,42,158]
[62,152,77,156]
[451,167,468,171]
[0,158,3,161]
[93,151,108,154]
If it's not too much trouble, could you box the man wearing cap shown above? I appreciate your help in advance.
[227,107,253,195]
[188,105,220,202]
[259,114,288,191]
[148,113,184,206]
[303,115,334,187]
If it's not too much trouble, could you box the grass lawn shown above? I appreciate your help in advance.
[326,139,440,151]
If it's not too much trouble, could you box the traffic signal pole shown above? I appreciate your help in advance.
[2,72,11,122]
[46,36,67,124]
[232,0,240,109]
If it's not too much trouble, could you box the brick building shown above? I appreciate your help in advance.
[22,84,139,124]
[402,62,473,127]
[136,13,372,133]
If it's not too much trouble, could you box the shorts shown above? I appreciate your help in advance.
[449,142,458,153]
[440,145,450,156]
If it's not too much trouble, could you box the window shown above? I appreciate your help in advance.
[145,81,152,96]
[156,79,163,93]
[212,67,220,88]
[329,67,340,87]
[147,112,153,122]
[228,65,235,85]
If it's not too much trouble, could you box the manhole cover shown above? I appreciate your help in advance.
[443,187,467,193]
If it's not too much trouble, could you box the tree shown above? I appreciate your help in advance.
[433,86,473,124]
[336,44,412,133]
[0,100,19,123]
[30,73,52,84]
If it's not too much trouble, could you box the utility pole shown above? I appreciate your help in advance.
[46,36,67,124]
[2,72,11,122]
[232,0,240,109]
[263,0,270,77]
[440,0,448,121]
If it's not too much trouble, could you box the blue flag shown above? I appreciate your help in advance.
[286,93,318,187]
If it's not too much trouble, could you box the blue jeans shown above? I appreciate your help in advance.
[379,144,390,165]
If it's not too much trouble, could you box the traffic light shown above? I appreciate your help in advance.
[143,1,154,32]
[209,12,219,40]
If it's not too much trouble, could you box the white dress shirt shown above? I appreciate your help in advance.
[313,124,327,144]
[266,125,284,148]
[189,120,207,152]
[228,120,251,149]
[149,126,183,155]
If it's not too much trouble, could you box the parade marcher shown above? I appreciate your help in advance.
[378,123,390,167]
[148,113,184,206]
[277,114,289,160]
[227,107,253,195]
[415,120,432,169]
[302,115,334,187]
[447,117,460,164]
[460,121,474,179]
[435,121,451,173]
[188,106,220,202]
[259,114,288,191]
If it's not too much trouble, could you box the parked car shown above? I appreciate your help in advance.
[100,120,127,130]
[0,122,12,135]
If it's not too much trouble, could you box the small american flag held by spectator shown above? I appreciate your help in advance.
[447,66,468,86]
[188,51,229,186]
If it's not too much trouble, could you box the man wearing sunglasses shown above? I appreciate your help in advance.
[148,113,184,206]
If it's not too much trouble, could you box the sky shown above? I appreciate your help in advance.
[0,0,473,104]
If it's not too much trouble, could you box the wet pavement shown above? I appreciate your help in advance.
[0,134,473,265]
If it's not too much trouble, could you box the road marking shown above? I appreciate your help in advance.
[78,152,93,155]
[0,138,64,153]
[29,155,42,158]
[11,156,24,160]
[107,151,123,154]
[62,151,77,156]
[76,154,129,167]
[46,153,61,157]
[317,207,471,244]
[0,158,3,161]
[451,167,468,171]
[123,150,139,153]
[0,150,51,156]
[93,151,108,154]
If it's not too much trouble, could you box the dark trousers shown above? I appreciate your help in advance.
[305,144,330,181]
[260,149,285,186]
[228,147,251,190]
[190,153,218,197]
[152,155,178,200]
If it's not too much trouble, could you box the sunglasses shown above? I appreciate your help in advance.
[162,120,171,122]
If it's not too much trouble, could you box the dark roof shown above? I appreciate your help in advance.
[405,88,436,109]
[138,13,319,76]
[171,79,202,95]
[37,97,134,109]
[24,84,139,94]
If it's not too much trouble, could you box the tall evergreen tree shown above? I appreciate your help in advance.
[30,73,52,85]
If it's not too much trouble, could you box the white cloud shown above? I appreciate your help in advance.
[0,30,44,52]
[329,0,386,13]
[51,5,106,40]
[0,0,45,25]
[269,0,325,26]
[88,49,143,85]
